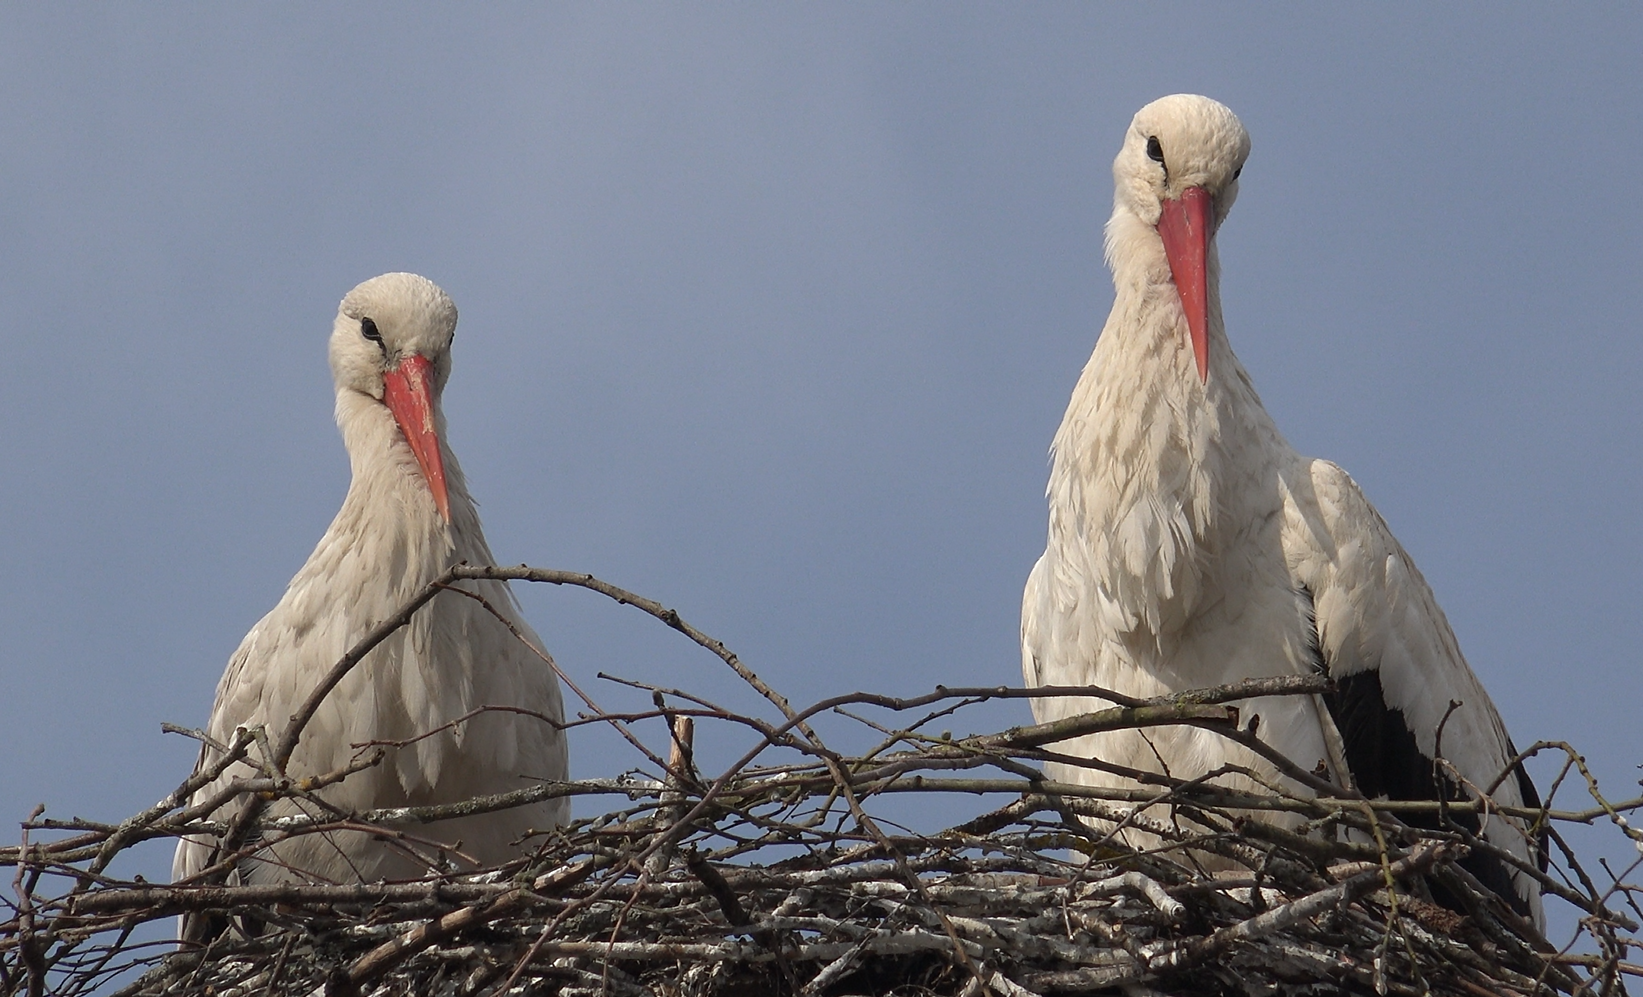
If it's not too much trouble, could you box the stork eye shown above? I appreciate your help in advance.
[360,317,384,347]
[1146,136,1165,164]
[1233,166,1243,180]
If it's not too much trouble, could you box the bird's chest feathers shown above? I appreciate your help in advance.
[266,470,501,789]
[1048,314,1279,644]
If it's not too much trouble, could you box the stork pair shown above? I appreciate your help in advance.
[174,95,1543,929]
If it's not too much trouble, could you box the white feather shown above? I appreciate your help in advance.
[174,273,567,886]
[1022,96,1541,924]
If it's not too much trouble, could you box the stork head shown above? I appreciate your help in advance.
[330,272,458,521]
[1109,94,1250,383]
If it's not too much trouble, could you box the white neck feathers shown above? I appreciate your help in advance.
[318,389,494,607]
[1045,212,1283,640]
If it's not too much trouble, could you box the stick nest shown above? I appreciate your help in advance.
[3,565,1639,996]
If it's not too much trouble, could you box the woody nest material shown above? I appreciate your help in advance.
[2,566,1639,996]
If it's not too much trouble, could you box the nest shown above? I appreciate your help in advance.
[3,566,1640,996]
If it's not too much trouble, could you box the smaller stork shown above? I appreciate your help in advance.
[1021,96,1544,924]
[173,273,568,889]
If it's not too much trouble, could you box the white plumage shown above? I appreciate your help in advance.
[174,273,568,888]
[1021,96,1542,924]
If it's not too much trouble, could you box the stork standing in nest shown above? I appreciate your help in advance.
[174,273,568,891]
[1021,95,1543,924]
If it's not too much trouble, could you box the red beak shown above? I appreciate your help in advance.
[1157,186,1213,383]
[382,354,451,522]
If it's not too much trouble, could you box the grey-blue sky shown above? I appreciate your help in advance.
[1,5,1638,946]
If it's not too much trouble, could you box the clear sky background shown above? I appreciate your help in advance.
[2,5,1638,947]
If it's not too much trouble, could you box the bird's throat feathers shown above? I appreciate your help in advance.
[1045,275,1280,642]
[333,389,478,565]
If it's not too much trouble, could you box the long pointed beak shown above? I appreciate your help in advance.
[1157,186,1213,383]
[381,354,450,522]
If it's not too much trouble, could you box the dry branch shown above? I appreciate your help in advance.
[2,564,1636,997]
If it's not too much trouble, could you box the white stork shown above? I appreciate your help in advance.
[173,273,568,889]
[1020,95,1543,924]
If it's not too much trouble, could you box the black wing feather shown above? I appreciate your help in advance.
[1302,587,1537,918]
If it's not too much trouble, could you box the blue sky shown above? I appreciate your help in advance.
[1,5,1637,945]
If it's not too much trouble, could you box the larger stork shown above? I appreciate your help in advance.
[174,273,568,889]
[1020,96,1543,924]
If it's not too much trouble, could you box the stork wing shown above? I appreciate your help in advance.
[1282,457,1543,918]
[171,629,272,884]
[1281,459,1520,790]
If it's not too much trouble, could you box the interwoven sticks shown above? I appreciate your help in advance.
[2,566,1638,996]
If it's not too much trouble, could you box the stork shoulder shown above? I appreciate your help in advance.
[204,619,282,741]
[1279,459,1516,769]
